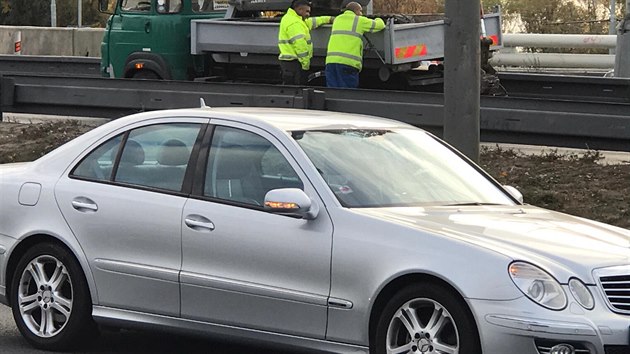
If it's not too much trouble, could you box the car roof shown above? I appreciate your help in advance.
[121,107,415,132]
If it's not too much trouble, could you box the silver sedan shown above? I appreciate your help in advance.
[0,107,629,354]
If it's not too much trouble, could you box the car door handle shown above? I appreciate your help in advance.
[71,198,98,212]
[144,20,151,33]
[185,216,215,231]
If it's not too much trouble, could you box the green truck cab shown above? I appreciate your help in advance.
[99,0,226,80]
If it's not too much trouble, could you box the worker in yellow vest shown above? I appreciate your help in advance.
[278,0,334,85]
[325,2,385,88]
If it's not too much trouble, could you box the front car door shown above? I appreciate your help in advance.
[55,119,205,316]
[180,120,333,338]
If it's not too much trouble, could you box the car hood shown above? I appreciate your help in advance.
[355,205,630,283]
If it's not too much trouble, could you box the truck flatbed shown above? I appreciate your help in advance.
[191,10,502,70]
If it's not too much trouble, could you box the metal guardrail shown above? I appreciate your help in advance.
[497,72,630,103]
[2,73,630,152]
[3,54,629,103]
[0,55,100,76]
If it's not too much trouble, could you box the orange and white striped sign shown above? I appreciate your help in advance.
[395,44,428,60]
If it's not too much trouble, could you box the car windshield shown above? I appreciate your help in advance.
[293,129,515,208]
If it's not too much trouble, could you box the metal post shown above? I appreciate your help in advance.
[608,0,617,54]
[610,0,617,34]
[444,0,480,162]
[14,31,21,55]
[78,0,82,27]
[51,0,57,27]
[615,0,630,76]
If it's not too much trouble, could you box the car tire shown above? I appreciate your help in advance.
[372,283,480,354]
[10,242,97,351]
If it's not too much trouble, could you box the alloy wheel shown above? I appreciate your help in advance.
[17,255,73,338]
[386,298,459,354]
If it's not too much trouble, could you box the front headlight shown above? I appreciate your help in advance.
[568,278,595,310]
[509,262,567,310]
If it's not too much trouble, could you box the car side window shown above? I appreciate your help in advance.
[121,0,151,12]
[205,126,303,206]
[72,135,123,181]
[112,123,201,191]
[73,123,201,190]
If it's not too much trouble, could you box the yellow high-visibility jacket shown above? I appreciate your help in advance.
[278,8,331,70]
[326,10,385,71]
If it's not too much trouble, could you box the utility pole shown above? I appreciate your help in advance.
[51,0,57,27]
[444,0,480,162]
[615,0,630,76]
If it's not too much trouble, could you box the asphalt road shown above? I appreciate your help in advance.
[0,304,298,354]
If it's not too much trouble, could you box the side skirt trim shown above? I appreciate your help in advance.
[93,306,368,353]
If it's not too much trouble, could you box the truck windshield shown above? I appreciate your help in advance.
[293,129,515,208]
[122,0,151,11]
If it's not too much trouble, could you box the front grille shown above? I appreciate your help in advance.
[599,274,630,313]
[605,345,630,354]
[595,265,630,315]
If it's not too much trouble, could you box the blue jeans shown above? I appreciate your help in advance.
[325,63,359,88]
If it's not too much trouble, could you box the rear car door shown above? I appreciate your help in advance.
[55,119,205,316]
[180,120,334,338]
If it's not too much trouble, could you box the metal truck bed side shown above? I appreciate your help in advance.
[191,11,502,68]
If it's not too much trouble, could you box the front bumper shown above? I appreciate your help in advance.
[469,289,630,354]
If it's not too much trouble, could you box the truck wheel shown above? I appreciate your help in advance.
[372,283,480,354]
[133,70,160,80]
[10,243,97,350]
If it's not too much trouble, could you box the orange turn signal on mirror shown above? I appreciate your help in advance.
[134,62,145,70]
[265,201,299,209]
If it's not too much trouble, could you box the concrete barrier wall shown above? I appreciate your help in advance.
[0,26,104,57]
[72,28,105,57]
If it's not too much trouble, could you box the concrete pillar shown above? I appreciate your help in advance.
[444,0,480,162]
[615,0,630,76]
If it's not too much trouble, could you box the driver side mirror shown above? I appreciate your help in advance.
[503,185,524,204]
[264,188,319,220]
